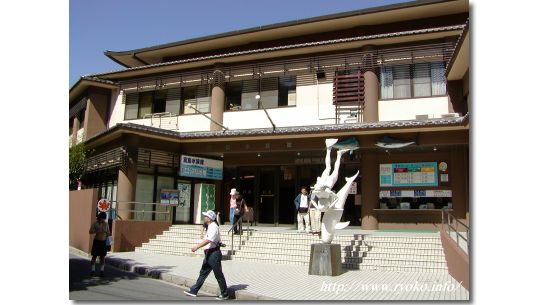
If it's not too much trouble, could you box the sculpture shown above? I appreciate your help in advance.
[311,139,360,243]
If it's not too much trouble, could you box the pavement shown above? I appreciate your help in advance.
[70,245,470,300]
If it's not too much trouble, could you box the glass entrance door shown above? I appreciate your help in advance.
[259,168,276,224]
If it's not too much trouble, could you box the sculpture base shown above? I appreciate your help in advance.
[308,243,342,276]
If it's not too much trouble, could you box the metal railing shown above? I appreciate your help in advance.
[227,215,251,255]
[142,112,179,130]
[441,209,469,254]
[115,201,175,221]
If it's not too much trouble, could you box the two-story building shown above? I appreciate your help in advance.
[69,0,469,230]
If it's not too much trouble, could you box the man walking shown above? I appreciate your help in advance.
[294,187,311,232]
[184,210,229,300]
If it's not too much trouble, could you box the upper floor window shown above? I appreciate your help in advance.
[123,85,209,120]
[225,76,296,111]
[380,62,446,99]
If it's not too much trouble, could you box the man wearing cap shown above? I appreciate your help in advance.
[184,210,229,300]
[229,188,238,226]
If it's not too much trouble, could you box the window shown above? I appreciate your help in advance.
[380,62,446,99]
[182,85,211,114]
[124,86,208,119]
[225,76,296,111]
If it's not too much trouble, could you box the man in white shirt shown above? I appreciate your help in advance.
[184,210,229,300]
[294,187,311,232]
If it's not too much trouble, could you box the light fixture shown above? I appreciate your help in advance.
[433,146,437,152]
[255,94,261,100]
[257,153,261,157]
[297,152,301,156]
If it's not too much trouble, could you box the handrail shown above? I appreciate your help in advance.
[142,112,179,130]
[227,214,251,255]
[441,209,469,254]
[115,201,175,221]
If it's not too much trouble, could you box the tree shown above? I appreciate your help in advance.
[69,142,87,190]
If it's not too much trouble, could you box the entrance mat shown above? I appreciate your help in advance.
[375,230,438,233]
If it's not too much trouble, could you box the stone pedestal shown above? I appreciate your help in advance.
[308,243,342,276]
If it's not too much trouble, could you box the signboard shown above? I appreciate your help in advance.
[380,162,438,187]
[97,198,111,212]
[175,182,192,223]
[160,189,179,206]
[193,183,216,224]
[180,155,223,180]
[379,189,452,198]
[349,182,357,195]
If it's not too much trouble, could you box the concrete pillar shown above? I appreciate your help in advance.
[363,71,379,122]
[361,152,379,229]
[84,92,109,140]
[117,136,139,220]
[71,116,80,145]
[210,69,225,131]
[362,46,379,123]
[450,146,468,227]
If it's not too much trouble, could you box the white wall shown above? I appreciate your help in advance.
[107,84,452,132]
[378,96,451,121]
[108,91,125,128]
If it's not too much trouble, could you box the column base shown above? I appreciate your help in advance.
[308,243,342,276]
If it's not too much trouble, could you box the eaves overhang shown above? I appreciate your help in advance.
[91,24,465,81]
[69,76,119,105]
[84,113,469,149]
[105,0,468,68]
[446,19,469,80]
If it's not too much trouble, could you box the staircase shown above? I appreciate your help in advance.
[135,225,448,273]
[135,225,235,259]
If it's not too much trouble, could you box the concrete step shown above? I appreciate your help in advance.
[135,247,233,259]
[344,263,448,272]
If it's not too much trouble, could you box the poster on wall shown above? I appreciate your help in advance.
[180,155,223,180]
[177,183,191,207]
[160,189,179,206]
[193,183,216,224]
[380,162,438,187]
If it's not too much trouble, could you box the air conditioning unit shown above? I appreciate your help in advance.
[441,113,460,118]
[415,114,430,120]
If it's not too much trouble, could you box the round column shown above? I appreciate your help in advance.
[362,46,379,123]
[361,152,379,229]
[210,69,225,131]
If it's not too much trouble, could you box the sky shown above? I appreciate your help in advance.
[69,0,412,88]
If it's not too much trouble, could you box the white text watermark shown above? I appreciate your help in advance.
[319,280,463,295]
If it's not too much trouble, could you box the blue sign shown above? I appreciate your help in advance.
[180,155,223,180]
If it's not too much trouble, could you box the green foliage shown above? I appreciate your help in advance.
[69,142,87,190]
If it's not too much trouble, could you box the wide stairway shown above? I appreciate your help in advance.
[135,225,448,273]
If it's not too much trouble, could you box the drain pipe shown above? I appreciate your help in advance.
[255,95,276,131]
[187,104,229,132]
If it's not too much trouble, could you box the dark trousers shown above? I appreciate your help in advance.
[233,215,242,234]
[190,248,228,296]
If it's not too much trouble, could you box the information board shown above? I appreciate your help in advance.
[380,162,438,187]
[180,155,223,180]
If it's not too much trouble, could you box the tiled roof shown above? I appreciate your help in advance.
[89,24,466,78]
[86,113,469,144]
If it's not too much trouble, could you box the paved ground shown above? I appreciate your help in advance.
[69,251,216,301]
[84,247,469,300]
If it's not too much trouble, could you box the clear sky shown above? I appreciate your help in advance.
[69,0,412,87]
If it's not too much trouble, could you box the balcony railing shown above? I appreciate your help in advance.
[142,112,179,130]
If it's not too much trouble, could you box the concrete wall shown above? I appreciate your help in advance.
[440,230,469,290]
[111,220,172,252]
[69,189,98,253]
[378,96,451,121]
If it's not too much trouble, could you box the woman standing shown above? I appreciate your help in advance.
[233,194,249,234]
[229,188,238,226]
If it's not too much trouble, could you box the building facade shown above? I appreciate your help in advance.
[69,0,469,230]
